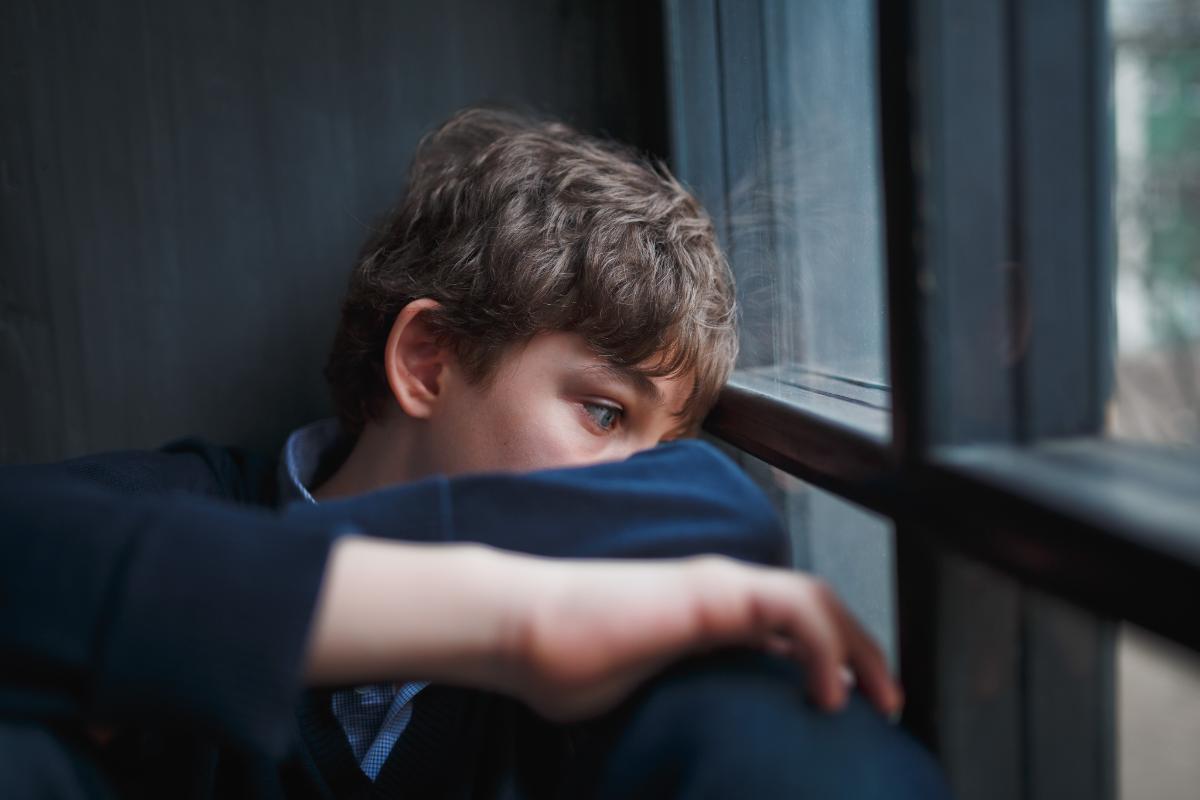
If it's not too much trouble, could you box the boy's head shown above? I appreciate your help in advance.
[323,107,736,479]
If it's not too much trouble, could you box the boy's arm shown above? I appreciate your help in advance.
[0,467,333,757]
[310,537,900,722]
[0,440,787,757]
[288,440,789,565]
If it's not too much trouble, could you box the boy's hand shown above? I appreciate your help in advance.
[504,554,902,722]
[306,540,900,723]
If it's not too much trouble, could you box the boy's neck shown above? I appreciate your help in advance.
[312,418,427,501]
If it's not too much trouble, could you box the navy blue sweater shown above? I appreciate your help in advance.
[0,437,786,797]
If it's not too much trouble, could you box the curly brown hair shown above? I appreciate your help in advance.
[324,107,737,438]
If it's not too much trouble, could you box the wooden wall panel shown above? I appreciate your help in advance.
[0,0,665,461]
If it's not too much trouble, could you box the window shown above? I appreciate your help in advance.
[667,0,889,440]
[669,1,1200,798]
[670,0,896,672]
[1110,0,1200,445]
[1108,3,1200,798]
[732,452,898,664]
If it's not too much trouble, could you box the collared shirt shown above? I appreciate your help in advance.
[278,418,429,781]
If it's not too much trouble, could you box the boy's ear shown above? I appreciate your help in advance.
[383,299,453,419]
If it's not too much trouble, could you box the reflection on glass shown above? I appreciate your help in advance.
[664,0,888,431]
[700,0,889,433]
[750,0,887,385]
[1110,0,1200,444]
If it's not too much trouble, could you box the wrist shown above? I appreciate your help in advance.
[458,545,553,696]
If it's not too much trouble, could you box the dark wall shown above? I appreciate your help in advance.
[0,0,665,462]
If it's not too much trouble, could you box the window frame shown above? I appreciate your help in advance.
[667,0,1199,797]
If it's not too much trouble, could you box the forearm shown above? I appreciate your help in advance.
[301,541,903,723]
[0,437,788,750]
[304,537,523,691]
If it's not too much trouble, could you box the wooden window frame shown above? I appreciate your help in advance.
[667,0,1199,796]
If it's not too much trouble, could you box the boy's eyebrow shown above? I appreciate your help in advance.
[581,363,664,406]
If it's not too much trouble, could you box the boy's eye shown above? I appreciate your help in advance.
[582,401,623,432]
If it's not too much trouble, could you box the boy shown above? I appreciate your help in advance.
[0,108,947,798]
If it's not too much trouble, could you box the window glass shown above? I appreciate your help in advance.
[667,0,889,435]
[1118,623,1200,800]
[732,450,897,666]
[752,0,887,387]
[1109,0,1200,445]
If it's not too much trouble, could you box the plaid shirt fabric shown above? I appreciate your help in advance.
[279,419,429,781]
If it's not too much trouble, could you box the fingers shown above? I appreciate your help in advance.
[754,570,902,717]
[793,579,852,711]
[748,574,847,711]
[638,557,901,719]
[833,598,904,716]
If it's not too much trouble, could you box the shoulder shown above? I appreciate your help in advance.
[1,438,277,505]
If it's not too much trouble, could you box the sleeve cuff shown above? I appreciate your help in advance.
[91,494,335,756]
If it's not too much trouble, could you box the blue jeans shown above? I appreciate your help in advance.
[0,650,952,799]
[559,649,952,799]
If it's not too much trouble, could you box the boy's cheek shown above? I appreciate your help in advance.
[433,400,585,475]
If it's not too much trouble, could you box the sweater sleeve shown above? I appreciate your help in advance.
[0,462,335,758]
[0,439,784,757]
[285,440,789,565]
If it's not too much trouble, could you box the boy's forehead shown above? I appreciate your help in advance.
[504,332,695,416]
[576,362,664,405]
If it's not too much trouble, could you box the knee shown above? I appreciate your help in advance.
[595,650,951,800]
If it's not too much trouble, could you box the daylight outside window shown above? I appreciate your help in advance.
[1109,2,1200,798]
